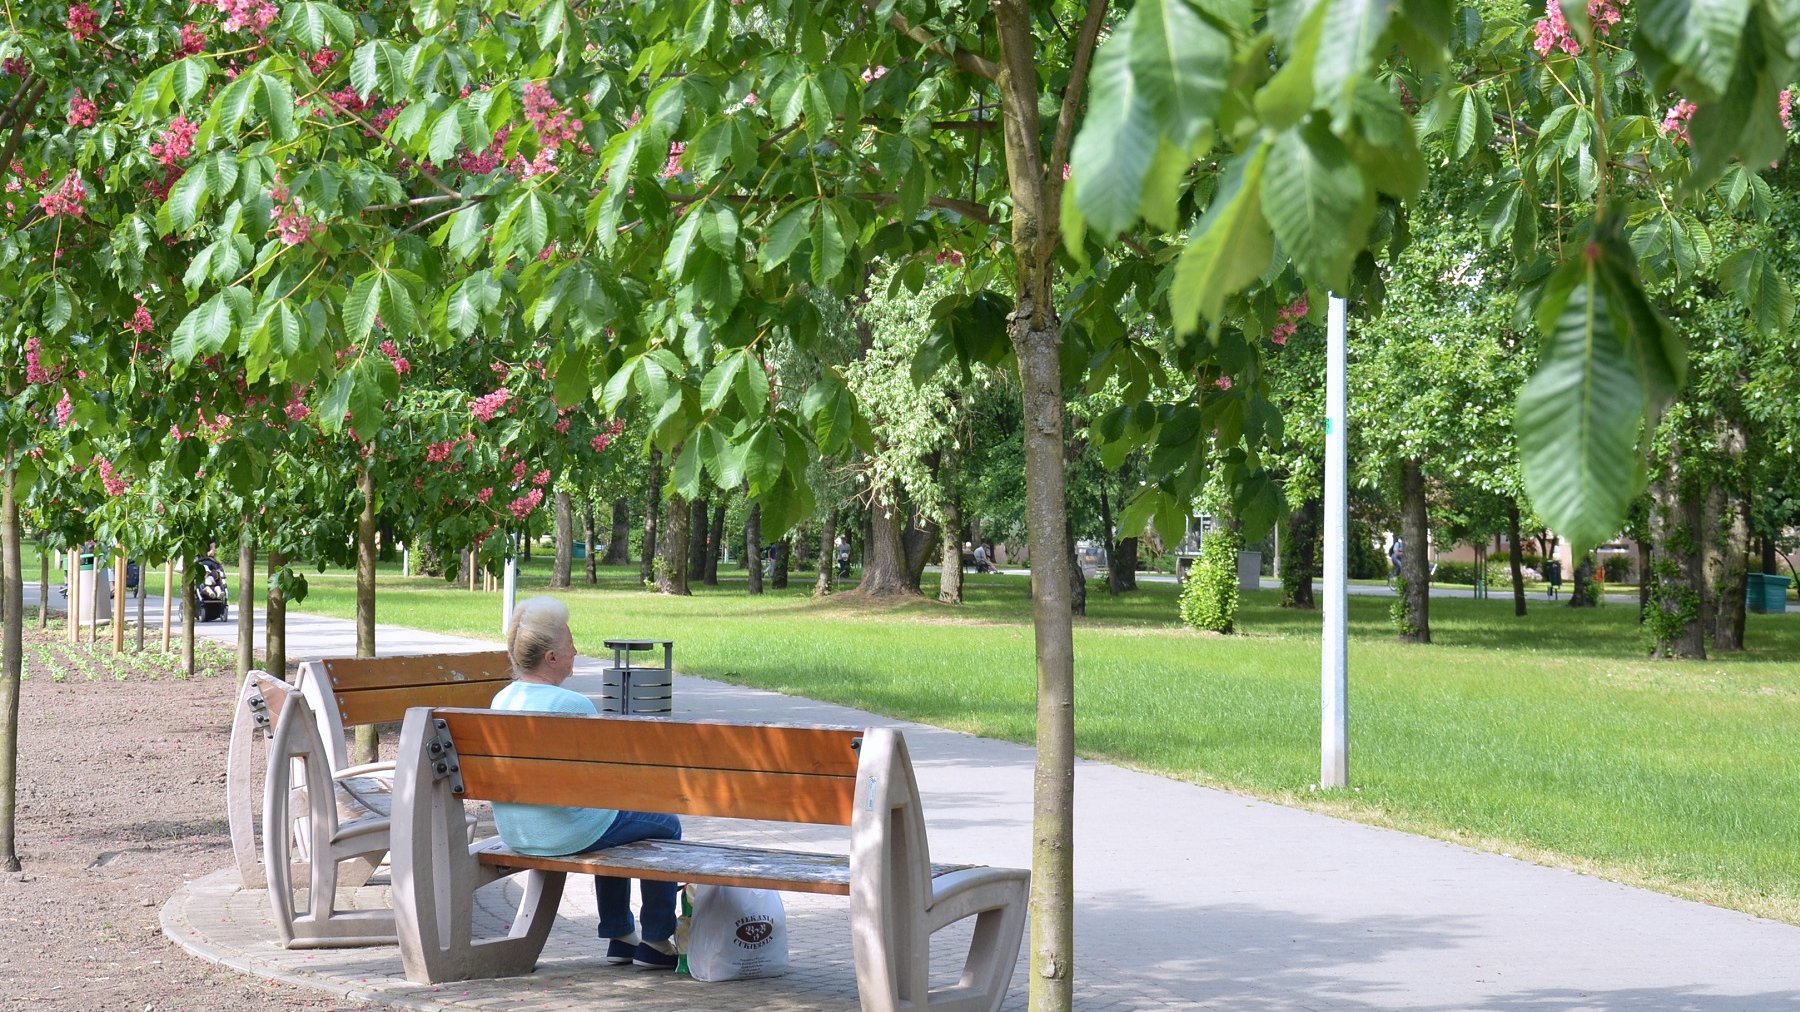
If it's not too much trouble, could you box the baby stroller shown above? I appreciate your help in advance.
[193,556,229,622]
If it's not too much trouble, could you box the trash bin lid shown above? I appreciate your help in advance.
[604,639,671,650]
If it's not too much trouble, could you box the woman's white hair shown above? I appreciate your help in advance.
[507,596,571,676]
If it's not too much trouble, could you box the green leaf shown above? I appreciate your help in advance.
[663,205,705,277]
[258,75,296,141]
[671,440,704,499]
[519,191,552,256]
[1070,13,1158,238]
[1116,486,1167,546]
[810,207,845,285]
[1516,262,1645,555]
[701,352,747,411]
[343,275,381,344]
[42,280,73,334]
[162,166,210,233]
[428,106,464,166]
[380,273,418,338]
[1638,0,1752,98]
[554,344,590,410]
[738,354,770,414]
[172,58,210,107]
[758,202,812,269]
[285,2,356,48]
[537,0,569,51]
[447,203,486,262]
[1260,121,1372,291]
[1129,0,1229,146]
[1719,249,1794,336]
[699,204,739,255]
[1172,144,1272,332]
[1313,0,1397,112]
[211,74,259,142]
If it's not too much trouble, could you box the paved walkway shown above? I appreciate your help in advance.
[149,597,1800,1010]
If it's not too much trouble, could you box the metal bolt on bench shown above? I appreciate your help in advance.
[599,638,673,715]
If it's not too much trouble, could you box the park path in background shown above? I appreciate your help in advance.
[131,593,1800,1009]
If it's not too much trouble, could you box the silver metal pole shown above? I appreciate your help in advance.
[1322,294,1350,788]
[501,537,518,636]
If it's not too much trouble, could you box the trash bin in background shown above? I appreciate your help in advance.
[1747,573,1792,615]
[600,639,674,715]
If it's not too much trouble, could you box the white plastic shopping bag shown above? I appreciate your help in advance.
[678,884,789,981]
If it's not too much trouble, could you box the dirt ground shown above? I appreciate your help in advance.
[0,627,370,1010]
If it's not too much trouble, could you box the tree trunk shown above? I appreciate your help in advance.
[583,501,598,585]
[1065,515,1087,617]
[551,489,573,589]
[704,503,726,586]
[772,537,792,589]
[266,550,288,681]
[1569,555,1597,608]
[1639,539,1652,620]
[237,524,255,677]
[37,542,48,629]
[814,509,835,597]
[1398,458,1431,643]
[1710,492,1750,652]
[181,557,195,678]
[902,511,939,593]
[1507,502,1528,617]
[1,469,24,870]
[687,497,709,581]
[657,489,691,596]
[1280,498,1318,608]
[1761,535,1778,575]
[354,462,379,763]
[856,494,918,596]
[606,497,631,566]
[641,450,662,585]
[939,494,964,605]
[745,503,764,595]
[1098,481,1117,597]
[1648,463,1707,659]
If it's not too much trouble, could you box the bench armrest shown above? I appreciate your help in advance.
[924,865,1031,933]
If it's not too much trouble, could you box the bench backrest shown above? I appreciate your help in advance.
[430,708,866,826]
[298,652,512,770]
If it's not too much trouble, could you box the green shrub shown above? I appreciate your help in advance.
[1180,530,1241,633]
[1347,520,1387,580]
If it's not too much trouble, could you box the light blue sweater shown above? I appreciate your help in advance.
[488,681,617,855]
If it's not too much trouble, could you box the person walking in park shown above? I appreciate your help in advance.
[491,597,682,969]
[1388,537,1405,587]
[836,535,852,577]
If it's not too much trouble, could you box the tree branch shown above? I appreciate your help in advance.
[1049,1,1110,186]
[0,74,48,185]
[863,0,1000,81]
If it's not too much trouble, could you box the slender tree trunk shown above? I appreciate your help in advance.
[814,508,835,596]
[111,548,125,655]
[1507,503,1528,617]
[1398,458,1431,643]
[772,537,792,589]
[67,548,78,645]
[745,503,763,595]
[687,497,709,581]
[160,559,173,652]
[657,489,691,596]
[266,550,288,680]
[1710,492,1751,652]
[237,523,255,677]
[606,497,631,566]
[37,542,47,630]
[354,463,379,763]
[1761,535,1778,575]
[181,557,195,679]
[704,503,726,586]
[583,501,598,585]
[939,494,964,605]
[1098,482,1117,596]
[1281,498,1318,608]
[1639,539,1652,620]
[641,450,662,585]
[1,470,24,871]
[551,489,573,589]
[1569,555,1597,608]
[135,557,146,651]
[1648,461,1707,659]
[857,493,918,596]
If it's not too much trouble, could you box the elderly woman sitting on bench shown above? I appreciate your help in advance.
[495,596,682,969]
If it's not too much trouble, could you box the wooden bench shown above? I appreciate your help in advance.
[224,652,511,948]
[391,708,1029,1012]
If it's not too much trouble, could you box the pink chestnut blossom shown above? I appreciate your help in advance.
[38,173,88,218]
[67,90,98,128]
[67,3,99,41]
[470,387,511,422]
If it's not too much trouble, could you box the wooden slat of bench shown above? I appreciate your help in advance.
[318,652,512,692]
[440,710,864,778]
[337,681,509,727]
[456,755,856,825]
[474,838,974,897]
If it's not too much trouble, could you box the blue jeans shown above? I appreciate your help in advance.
[582,810,682,943]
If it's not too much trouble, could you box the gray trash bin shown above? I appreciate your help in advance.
[599,639,673,715]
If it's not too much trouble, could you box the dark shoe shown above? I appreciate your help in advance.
[633,940,678,969]
[606,938,637,965]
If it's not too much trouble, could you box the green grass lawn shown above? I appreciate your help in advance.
[277,559,1799,922]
